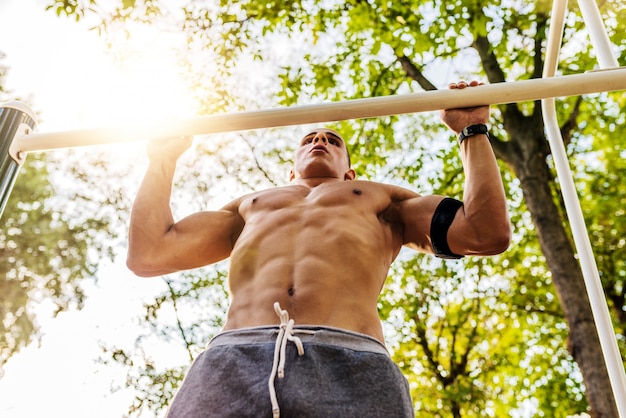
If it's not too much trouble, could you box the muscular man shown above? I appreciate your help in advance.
[127,80,510,417]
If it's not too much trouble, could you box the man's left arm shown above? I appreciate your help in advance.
[439,80,511,257]
[399,80,511,258]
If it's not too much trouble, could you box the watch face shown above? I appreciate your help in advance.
[459,124,488,144]
[468,124,487,135]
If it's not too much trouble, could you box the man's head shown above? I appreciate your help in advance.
[290,128,355,182]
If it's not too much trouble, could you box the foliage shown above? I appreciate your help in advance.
[0,152,116,369]
[577,93,626,349]
[99,268,230,417]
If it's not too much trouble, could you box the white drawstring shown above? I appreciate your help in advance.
[268,302,314,418]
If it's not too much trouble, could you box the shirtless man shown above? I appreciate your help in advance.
[127,80,510,418]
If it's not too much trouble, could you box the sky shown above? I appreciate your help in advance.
[0,1,196,417]
[1,1,196,131]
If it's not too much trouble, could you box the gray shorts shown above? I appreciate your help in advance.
[165,326,414,418]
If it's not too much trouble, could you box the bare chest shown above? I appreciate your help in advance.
[239,182,387,218]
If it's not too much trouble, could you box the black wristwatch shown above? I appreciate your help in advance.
[458,124,489,145]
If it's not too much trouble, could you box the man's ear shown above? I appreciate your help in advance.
[344,169,356,181]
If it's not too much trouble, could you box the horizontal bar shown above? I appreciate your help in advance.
[10,67,626,155]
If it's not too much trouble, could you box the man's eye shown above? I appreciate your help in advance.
[329,139,338,145]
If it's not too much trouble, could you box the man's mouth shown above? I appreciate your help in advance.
[311,145,328,154]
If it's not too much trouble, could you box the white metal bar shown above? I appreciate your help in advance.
[8,67,626,156]
[544,1,626,415]
[578,0,620,68]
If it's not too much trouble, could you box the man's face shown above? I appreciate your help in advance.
[290,128,354,181]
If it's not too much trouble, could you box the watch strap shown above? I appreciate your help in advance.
[458,124,489,145]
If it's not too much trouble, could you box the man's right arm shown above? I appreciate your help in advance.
[126,138,244,277]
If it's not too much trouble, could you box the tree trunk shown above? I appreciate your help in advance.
[499,125,618,417]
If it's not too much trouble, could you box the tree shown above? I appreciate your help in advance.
[45,0,626,416]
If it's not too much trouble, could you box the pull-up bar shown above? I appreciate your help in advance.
[5,67,626,159]
[1,66,625,218]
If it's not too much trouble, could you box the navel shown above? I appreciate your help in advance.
[252,197,258,204]
[352,188,362,196]
[287,287,295,296]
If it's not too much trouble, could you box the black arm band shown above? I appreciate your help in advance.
[430,197,464,259]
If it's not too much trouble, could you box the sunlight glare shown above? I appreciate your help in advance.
[85,26,196,127]
[67,24,200,167]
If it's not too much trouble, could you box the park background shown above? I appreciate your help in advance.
[1,0,626,417]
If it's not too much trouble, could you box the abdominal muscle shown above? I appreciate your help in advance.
[221,188,400,344]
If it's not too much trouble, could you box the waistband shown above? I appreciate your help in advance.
[213,303,389,418]
[208,325,389,356]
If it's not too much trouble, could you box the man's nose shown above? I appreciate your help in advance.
[313,134,327,144]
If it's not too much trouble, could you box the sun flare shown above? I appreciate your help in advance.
[84,28,197,127]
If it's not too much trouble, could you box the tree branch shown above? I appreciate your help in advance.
[532,14,548,80]
[163,278,195,362]
[397,55,437,91]
[473,36,506,84]
[414,318,448,384]
[559,96,584,146]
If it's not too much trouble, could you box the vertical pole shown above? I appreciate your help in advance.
[0,102,37,218]
[544,1,626,415]
[577,0,626,410]
[577,0,620,69]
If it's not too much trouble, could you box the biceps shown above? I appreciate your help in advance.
[125,210,240,277]
[399,196,445,253]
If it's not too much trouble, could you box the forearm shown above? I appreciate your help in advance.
[459,133,510,252]
[127,158,179,271]
[436,81,510,255]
